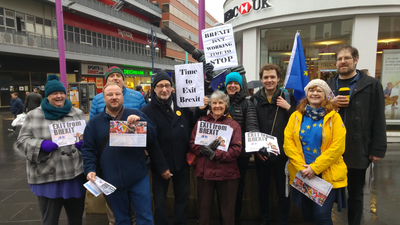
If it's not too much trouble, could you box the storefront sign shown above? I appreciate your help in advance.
[202,24,238,71]
[123,69,145,75]
[81,64,108,75]
[224,0,272,22]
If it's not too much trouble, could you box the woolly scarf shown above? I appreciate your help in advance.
[41,98,73,120]
[305,105,326,121]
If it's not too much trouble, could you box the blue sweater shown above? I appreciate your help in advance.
[10,98,24,115]
[81,108,156,189]
[89,87,146,119]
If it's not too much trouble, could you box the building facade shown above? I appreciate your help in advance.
[224,0,400,127]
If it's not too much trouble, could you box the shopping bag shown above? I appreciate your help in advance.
[11,113,26,127]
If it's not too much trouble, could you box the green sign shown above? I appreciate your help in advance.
[124,69,145,75]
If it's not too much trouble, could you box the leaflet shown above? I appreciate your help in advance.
[194,121,233,151]
[109,121,147,147]
[83,176,117,197]
[49,120,86,147]
[244,132,280,155]
[291,171,333,206]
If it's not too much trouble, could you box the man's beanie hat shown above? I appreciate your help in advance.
[304,79,332,98]
[45,74,66,97]
[225,72,243,89]
[152,71,172,88]
[105,66,124,81]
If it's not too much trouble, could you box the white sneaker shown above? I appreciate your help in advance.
[8,128,15,132]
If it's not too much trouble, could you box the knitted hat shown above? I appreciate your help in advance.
[304,79,331,98]
[45,74,66,97]
[105,66,124,81]
[225,72,243,89]
[152,71,172,88]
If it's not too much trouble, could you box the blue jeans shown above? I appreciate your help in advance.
[107,174,153,225]
[302,188,338,225]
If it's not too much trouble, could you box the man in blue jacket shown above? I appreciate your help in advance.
[9,92,24,132]
[90,66,145,119]
[82,82,160,225]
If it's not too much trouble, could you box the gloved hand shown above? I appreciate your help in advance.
[192,49,205,62]
[74,140,83,151]
[200,146,216,160]
[204,63,214,81]
[207,139,220,151]
[41,140,59,153]
[258,147,271,158]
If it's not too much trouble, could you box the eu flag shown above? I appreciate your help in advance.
[283,32,309,103]
[210,70,228,91]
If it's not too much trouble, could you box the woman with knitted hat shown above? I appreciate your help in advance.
[283,79,347,225]
[17,75,87,225]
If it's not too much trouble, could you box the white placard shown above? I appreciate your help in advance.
[194,121,233,151]
[245,132,280,155]
[109,121,147,147]
[175,63,204,108]
[49,120,86,147]
[202,24,238,71]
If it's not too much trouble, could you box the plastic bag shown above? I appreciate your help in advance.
[11,113,26,127]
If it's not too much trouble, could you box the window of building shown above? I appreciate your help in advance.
[16,12,25,32]
[259,19,353,84]
[25,15,34,33]
[162,4,169,13]
[5,9,15,29]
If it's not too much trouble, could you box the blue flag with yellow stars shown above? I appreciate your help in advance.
[284,32,309,103]
[300,116,323,164]
[210,70,228,91]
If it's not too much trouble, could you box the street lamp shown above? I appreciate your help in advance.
[146,26,159,75]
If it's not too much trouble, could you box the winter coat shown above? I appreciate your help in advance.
[10,97,24,115]
[81,108,157,190]
[24,92,43,113]
[141,92,205,174]
[90,87,145,119]
[284,110,347,189]
[250,87,296,159]
[227,91,259,156]
[16,107,86,184]
[327,70,387,169]
[189,113,242,181]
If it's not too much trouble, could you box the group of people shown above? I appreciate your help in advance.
[15,45,386,225]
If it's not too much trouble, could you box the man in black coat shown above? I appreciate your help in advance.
[9,92,24,132]
[24,87,43,113]
[141,71,208,225]
[250,64,296,225]
[327,45,386,225]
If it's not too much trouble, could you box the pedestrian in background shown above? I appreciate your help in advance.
[9,92,24,132]
[284,79,347,225]
[16,75,87,225]
[24,86,42,113]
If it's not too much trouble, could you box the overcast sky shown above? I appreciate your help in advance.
[203,0,225,23]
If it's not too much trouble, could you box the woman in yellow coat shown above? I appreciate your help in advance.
[284,79,347,225]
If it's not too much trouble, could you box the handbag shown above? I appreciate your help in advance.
[186,151,197,166]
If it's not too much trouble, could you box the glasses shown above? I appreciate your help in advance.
[336,57,354,62]
[156,84,171,89]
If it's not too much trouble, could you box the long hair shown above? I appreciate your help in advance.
[296,87,337,114]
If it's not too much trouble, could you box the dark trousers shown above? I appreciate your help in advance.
[197,177,239,225]
[37,195,85,225]
[255,157,290,224]
[302,188,339,225]
[10,113,17,131]
[152,166,189,225]
[347,168,367,225]
[235,156,250,224]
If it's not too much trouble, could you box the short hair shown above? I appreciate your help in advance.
[259,64,282,79]
[335,45,359,60]
[209,90,230,109]
[103,82,123,95]
[135,85,142,91]
[12,92,18,96]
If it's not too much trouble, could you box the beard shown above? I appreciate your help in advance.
[337,65,356,76]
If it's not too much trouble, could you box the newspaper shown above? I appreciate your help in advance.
[291,171,333,206]
[49,120,86,147]
[244,132,280,155]
[194,121,233,151]
[83,176,117,197]
[109,121,147,147]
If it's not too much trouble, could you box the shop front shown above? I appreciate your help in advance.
[120,67,153,93]
[224,0,400,126]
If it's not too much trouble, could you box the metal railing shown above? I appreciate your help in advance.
[0,30,179,66]
[73,0,162,34]
[131,0,162,13]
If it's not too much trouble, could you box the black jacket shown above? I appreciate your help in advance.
[10,97,24,115]
[24,92,42,113]
[141,92,205,174]
[250,87,296,159]
[228,91,259,156]
[327,70,387,169]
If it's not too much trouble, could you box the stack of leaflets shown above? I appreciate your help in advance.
[109,121,147,147]
[194,121,233,152]
[291,171,333,206]
[49,120,86,147]
[84,176,117,197]
[244,132,280,155]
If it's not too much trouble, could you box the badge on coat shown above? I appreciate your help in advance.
[176,110,182,116]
